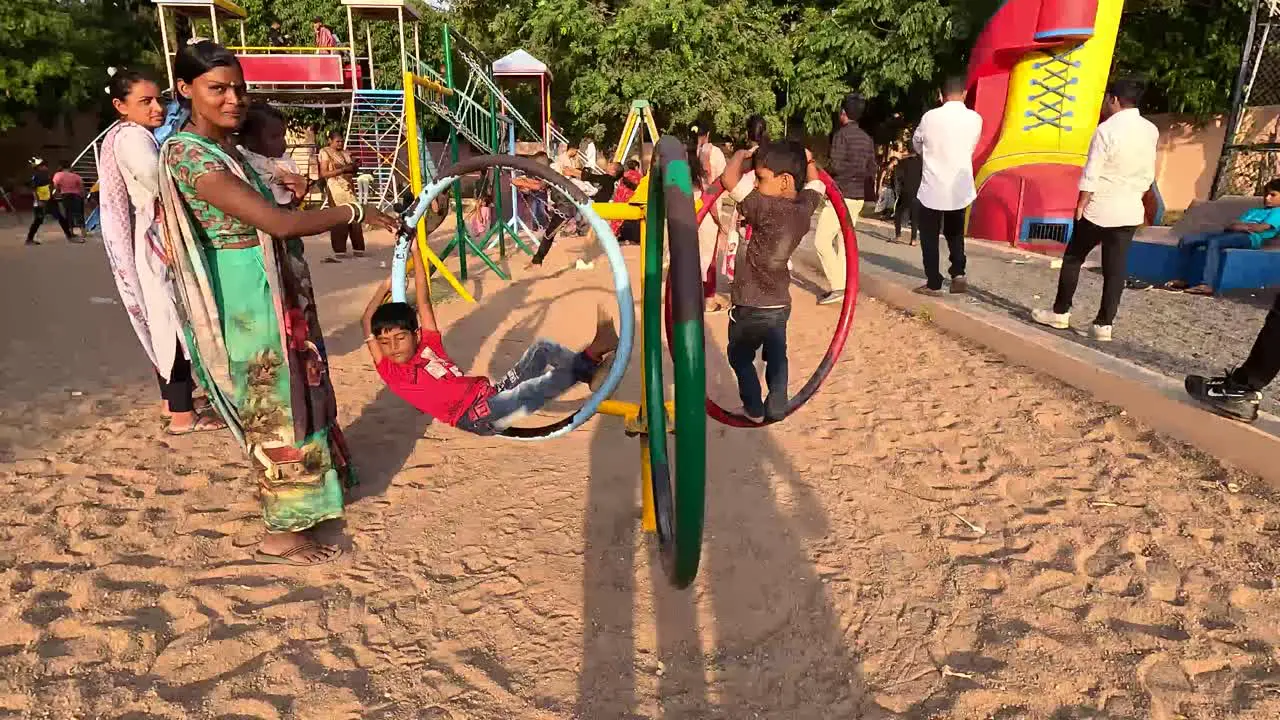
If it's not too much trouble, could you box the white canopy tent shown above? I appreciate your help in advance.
[492,49,558,150]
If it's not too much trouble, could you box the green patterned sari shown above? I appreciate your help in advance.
[158,131,352,532]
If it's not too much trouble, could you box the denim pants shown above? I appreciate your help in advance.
[1177,231,1253,289]
[727,305,790,420]
[457,340,593,434]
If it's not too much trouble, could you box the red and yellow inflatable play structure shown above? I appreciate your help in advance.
[965,0,1157,250]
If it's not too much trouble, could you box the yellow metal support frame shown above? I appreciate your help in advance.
[402,70,475,303]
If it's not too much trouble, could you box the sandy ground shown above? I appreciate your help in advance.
[2,214,1280,719]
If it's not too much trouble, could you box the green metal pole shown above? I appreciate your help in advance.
[489,66,505,259]
[442,24,467,281]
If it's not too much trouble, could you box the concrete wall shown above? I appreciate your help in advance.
[1148,105,1280,211]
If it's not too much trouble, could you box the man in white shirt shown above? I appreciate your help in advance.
[1032,78,1158,342]
[912,76,984,296]
[552,146,596,197]
[581,136,598,172]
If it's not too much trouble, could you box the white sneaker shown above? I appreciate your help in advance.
[1031,308,1070,329]
[1090,324,1112,342]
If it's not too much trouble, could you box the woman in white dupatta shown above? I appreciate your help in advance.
[99,68,224,434]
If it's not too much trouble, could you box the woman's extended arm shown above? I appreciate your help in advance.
[194,170,398,238]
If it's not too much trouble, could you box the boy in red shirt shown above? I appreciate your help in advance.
[363,243,618,435]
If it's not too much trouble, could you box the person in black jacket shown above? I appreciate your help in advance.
[893,151,922,244]
[814,93,876,305]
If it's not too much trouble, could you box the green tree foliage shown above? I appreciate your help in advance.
[1113,0,1251,115]
[0,0,1260,140]
[0,0,157,130]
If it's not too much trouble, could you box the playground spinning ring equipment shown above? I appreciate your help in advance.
[670,169,860,428]
[390,154,636,441]
[387,138,855,588]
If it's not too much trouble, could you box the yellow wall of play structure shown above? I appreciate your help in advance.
[974,0,1124,190]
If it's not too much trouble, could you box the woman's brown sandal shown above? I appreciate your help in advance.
[253,542,343,566]
[165,413,227,436]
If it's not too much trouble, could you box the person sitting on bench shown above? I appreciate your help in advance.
[1165,179,1280,295]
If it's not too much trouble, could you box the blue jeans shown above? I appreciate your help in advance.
[528,192,549,229]
[1178,231,1253,288]
[466,340,592,432]
[727,305,790,420]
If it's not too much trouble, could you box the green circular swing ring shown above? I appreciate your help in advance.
[643,136,707,588]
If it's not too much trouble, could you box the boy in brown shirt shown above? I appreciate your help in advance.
[722,140,825,422]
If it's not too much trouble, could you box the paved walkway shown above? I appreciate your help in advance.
[837,218,1280,415]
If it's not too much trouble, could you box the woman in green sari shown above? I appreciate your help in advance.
[158,41,399,565]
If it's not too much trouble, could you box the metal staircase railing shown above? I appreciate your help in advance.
[346,89,406,208]
[70,121,119,188]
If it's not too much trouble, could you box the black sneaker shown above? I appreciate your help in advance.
[1184,374,1261,423]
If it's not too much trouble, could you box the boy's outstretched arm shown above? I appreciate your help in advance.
[721,148,754,199]
[412,240,439,334]
[362,277,390,363]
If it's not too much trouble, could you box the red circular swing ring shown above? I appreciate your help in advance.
[668,169,859,428]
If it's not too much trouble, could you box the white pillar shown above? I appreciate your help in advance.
[158,7,174,91]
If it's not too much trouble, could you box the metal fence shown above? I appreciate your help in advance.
[1213,0,1280,197]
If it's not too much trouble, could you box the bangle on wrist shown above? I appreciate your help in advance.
[355,203,366,224]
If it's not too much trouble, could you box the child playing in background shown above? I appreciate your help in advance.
[612,159,643,245]
[720,141,825,422]
[52,161,87,239]
[466,185,495,240]
[1164,178,1280,295]
[363,242,619,435]
[27,158,77,245]
[520,151,583,266]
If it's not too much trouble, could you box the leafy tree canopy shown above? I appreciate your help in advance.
[0,0,1256,141]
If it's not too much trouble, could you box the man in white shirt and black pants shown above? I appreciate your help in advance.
[912,76,984,296]
[1033,78,1158,342]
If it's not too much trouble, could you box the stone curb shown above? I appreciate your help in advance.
[856,262,1280,488]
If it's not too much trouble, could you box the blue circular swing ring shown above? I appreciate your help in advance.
[390,154,634,441]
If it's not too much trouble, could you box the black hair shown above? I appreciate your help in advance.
[240,102,285,139]
[532,151,550,165]
[108,68,158,103]
[841,93,866,122]
[174,40,241,96]
[312,16,325,24]
[686,140,706,189]
[327,129,343,140]
[1106,77,1145,108]
[371,302,419,336]
[942,75,967,98]
[1264,179,1280,194]
[745,114,768,145]
[625,158,640,172]
[693,117,714,139]
[756,140,807,186]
